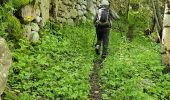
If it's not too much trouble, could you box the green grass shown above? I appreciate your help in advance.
[4,18,170,100]
[5,22,96,100]
[100,23,170,100]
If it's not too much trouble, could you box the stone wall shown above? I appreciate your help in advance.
[21,0,103,26]
[20,0,128,42]
[20,0,127,27]
[20,0,102,42]
[47,0,102,26]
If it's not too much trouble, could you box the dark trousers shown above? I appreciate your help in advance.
[96,26,110,55]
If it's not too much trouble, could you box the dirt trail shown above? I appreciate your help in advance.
[89,59,104,100]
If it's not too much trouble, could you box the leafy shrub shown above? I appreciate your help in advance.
[12,0,32,9]
[5,21,95,99]
[0,3,23,41]
[100,23,169,100]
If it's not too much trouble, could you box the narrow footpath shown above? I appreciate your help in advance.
[89,59,104,100]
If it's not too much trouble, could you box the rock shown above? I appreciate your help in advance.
[82,16,87,22]
[78,10,84,16]
[62,0,70,5]
[161,53,169,65]
[77,4,81,10]
[53,0,59,19]
[67,19,74,26]
[31,23,40,32]
[83,10,87,14]
[23,24,32,40]
[35,16,42,23]
[59,2,67,12]
[0,37,12,96]
[21,5,36,23]
[82,1,87,6]
[30,31,40,43]
[87,0,97,15]
[78,0,83,4]
[57,17,67,23]
[70,9,78,18]
[23,24,40,43]
[35,9,41,17]
[82,5,86,10]
[40,0,50,26]
[63,11,71,19]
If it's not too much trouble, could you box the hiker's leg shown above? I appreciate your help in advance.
[96,27,102,46]
[102,28,110,57]
[95,27,103,55]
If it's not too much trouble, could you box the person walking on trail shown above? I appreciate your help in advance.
[93,0,120,58]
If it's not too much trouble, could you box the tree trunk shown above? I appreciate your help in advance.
[152,0,163,40]
[126,0,130,22]
[161,0,170,66]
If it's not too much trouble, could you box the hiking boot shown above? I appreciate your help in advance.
[95,45,100,55]
[101,51,108,59]
[101,54,107,59]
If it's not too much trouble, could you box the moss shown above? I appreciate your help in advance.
[12,0,33,9]
[7,15,23,40]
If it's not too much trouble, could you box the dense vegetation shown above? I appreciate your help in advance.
[101,20,170,100]
[4,22,96,99]
[1,0,170,99]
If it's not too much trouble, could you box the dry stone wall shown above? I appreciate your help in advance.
[21,0,102,26]
[53,0,102,25]
[20,0,127,42]
[20,0,102,42]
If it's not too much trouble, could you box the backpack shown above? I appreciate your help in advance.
[96,5,110,26]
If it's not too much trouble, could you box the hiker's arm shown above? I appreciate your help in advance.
[93,15,97,24]
[93,13,98,27]
[109,9,120,20]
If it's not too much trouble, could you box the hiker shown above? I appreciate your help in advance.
[93,0,120,58]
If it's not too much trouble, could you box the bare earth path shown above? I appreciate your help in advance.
[89,59,105,100]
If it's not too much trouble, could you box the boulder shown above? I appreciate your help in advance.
[70,9,78,18]
[77,4,81,10]
[31,23,40,32]
[30,31,40,43]
[78,10,84,16]
[0,38,12,97]
[23,24,40,43]
[67,19,74,26]
[21,5,36,23]
[82,16,87,22]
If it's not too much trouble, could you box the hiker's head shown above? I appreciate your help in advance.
[100,0,109,6]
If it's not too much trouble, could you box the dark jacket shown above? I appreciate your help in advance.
[93,5,120,28]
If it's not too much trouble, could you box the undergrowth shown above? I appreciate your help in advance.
[4,22,95,100]
[100,20,170,100]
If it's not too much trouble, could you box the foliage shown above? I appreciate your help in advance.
[11,0,32,9]
[1,1,169,100]
[4,22,95,99]
[0,3,23,40]
[100,20,170,100]
[128,1,151,32]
